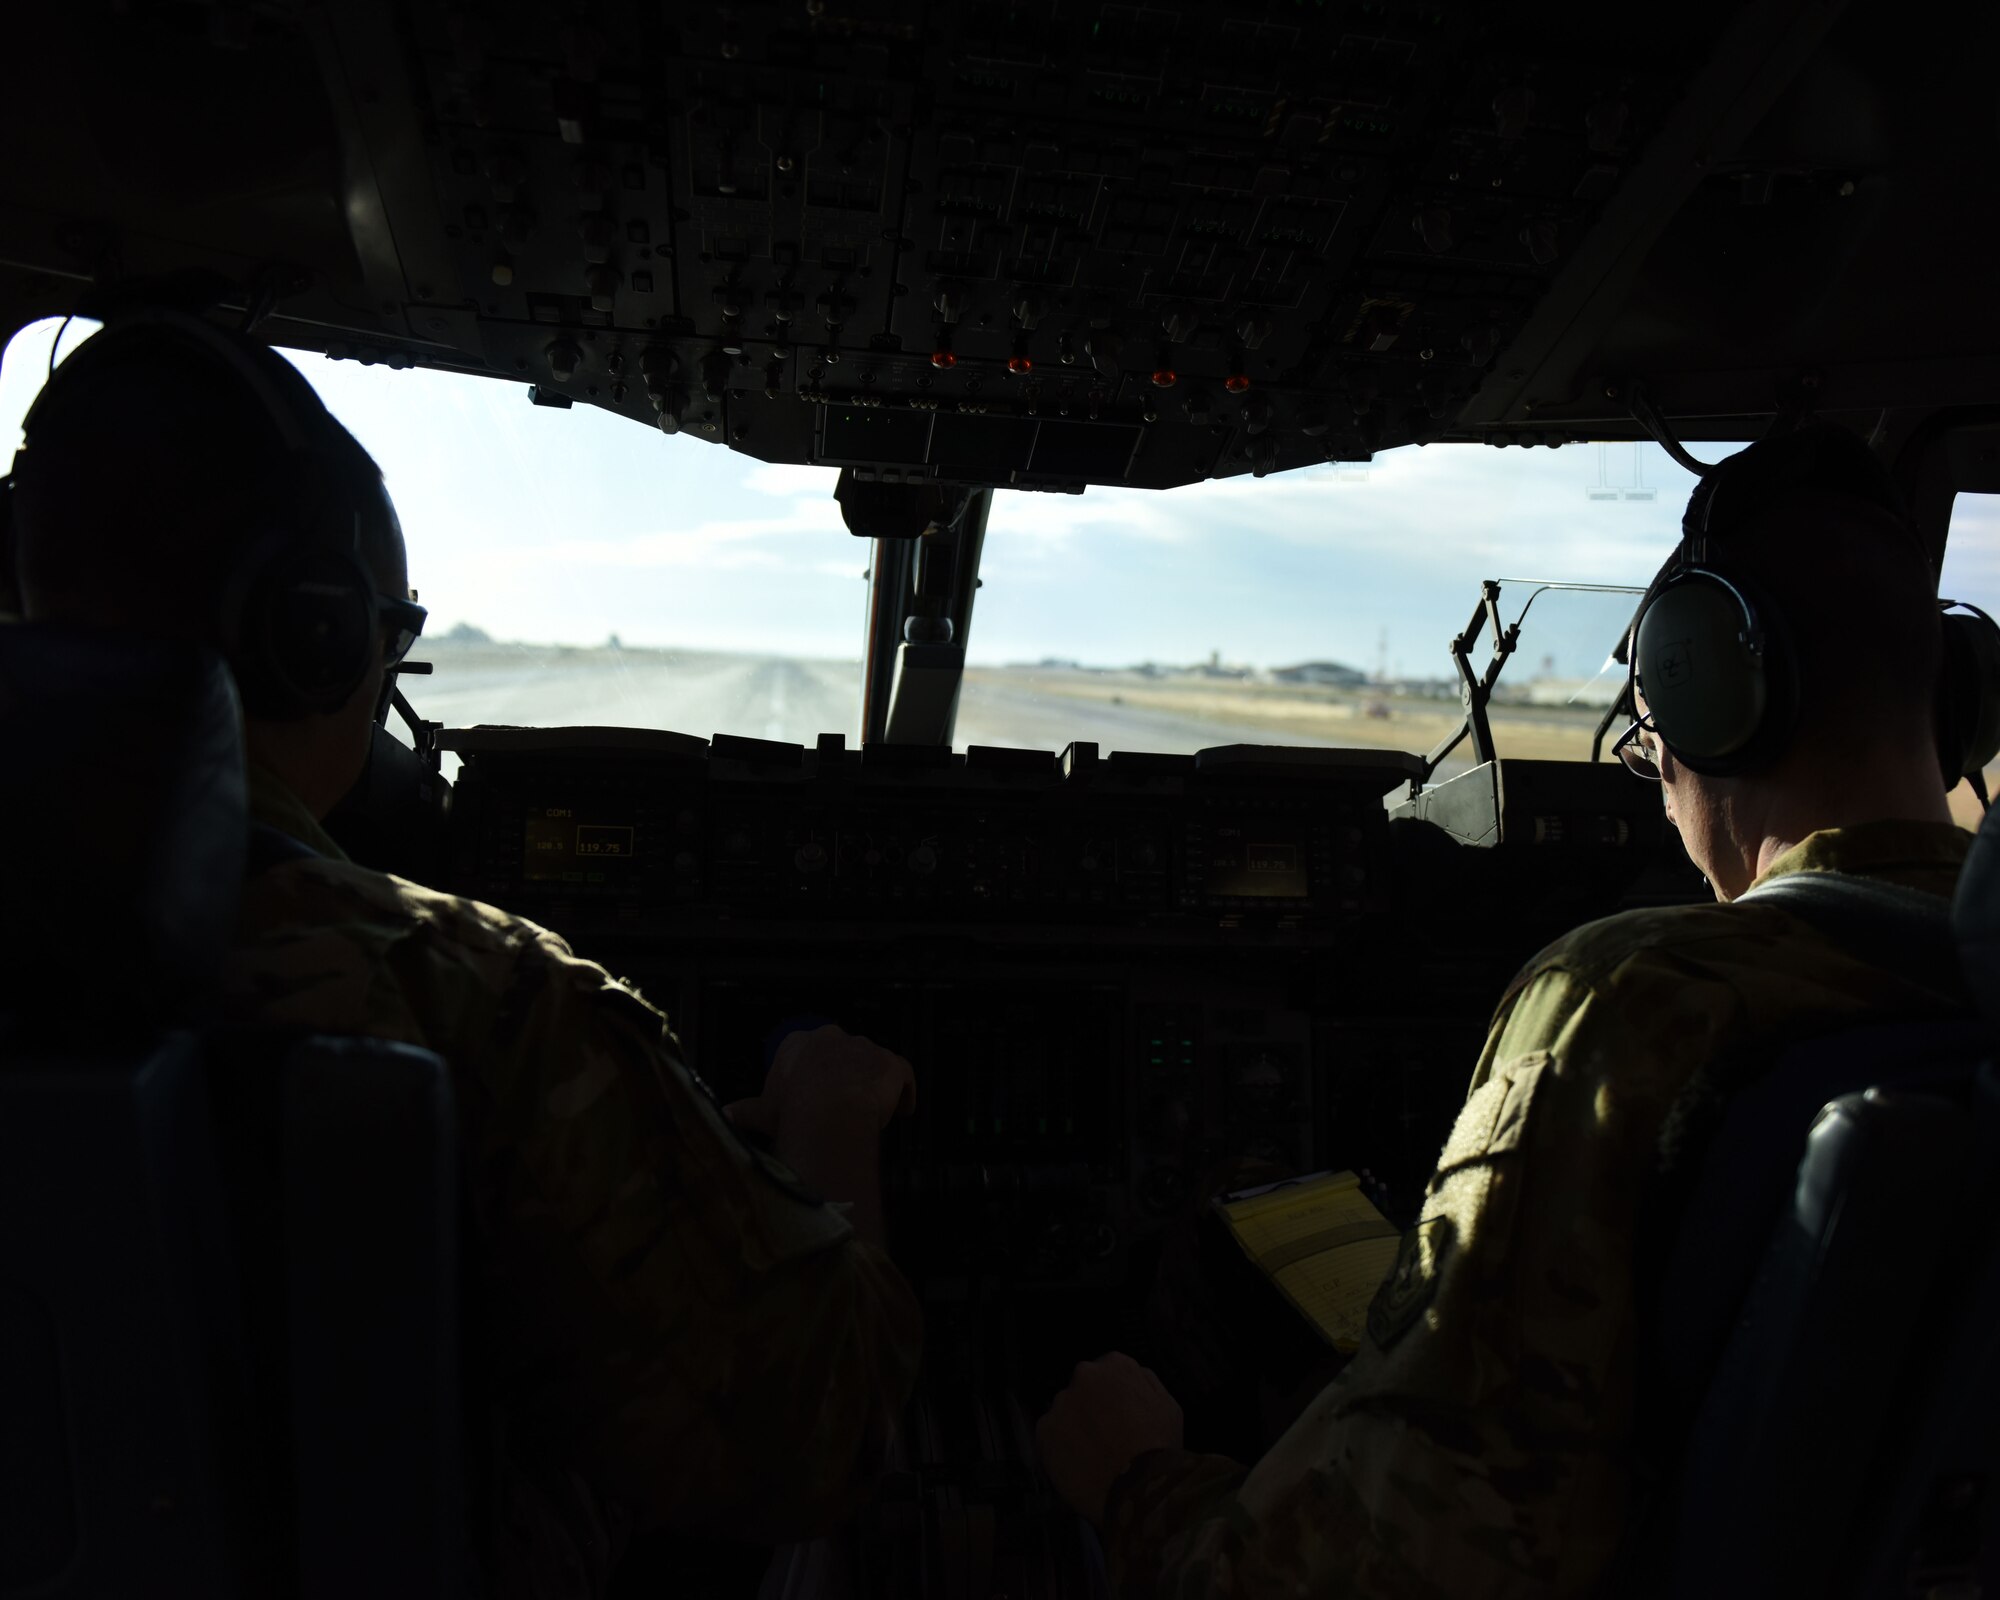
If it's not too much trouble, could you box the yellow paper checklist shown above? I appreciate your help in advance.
[1215,1170,1403,1352]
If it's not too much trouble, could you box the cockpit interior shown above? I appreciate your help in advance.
[4,2,1999,1595]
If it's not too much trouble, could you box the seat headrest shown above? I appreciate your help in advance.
[1955,798,2000,1031]
[0,625,246,1030]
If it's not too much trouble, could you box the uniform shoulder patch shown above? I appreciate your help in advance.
[1439,1051,1549,1174]
[1367,1214,1456,1351]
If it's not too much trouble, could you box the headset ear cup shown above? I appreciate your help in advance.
[1938,607,2000,784]
[1636,573,1789,775]
[226,541,376,717]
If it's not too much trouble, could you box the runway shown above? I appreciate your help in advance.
[413,647,858,752]
[952,671,1338,756]
[408,643,1372,765]
[388,643,1999,827]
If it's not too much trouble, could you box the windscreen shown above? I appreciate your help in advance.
[0,316,866,767]
[3,316,1715,784]
[1942,491,2000,827]
[956,442,1707,775]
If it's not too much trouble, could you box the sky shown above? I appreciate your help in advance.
[7,315,1998,680]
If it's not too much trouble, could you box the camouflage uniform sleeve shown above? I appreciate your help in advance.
[441,923,924,1541]
[1100,950,1746,1598]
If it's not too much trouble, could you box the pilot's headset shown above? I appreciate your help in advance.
[1629,424,2000,789]
[4,308,391,718]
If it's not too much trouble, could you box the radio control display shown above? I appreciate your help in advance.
[523,805,637,885]
[1203,825,1310,899]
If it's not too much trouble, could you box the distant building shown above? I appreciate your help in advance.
[1522,676,1621,707]
[1271,660,1368,688]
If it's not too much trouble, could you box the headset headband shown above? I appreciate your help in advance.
[1621,427,1920,662]
[19,306,325,468]
[1681,465,1722,569]
[15,307,370,569]
[1677,431,1921,572]
[6,305,393,719]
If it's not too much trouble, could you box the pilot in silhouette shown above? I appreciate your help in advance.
[1037,425,1977,1595]
[7,311,922,1591]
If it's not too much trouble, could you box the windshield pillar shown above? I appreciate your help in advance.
[854,483,991,746]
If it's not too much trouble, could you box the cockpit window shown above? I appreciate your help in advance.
[958,442,1706,771]
[1942,492,2000,826]
[1,316,101,476]
[2,315,865,753]
[2,317,101,623]
[5,314,1722,779]
[281,348,868,751]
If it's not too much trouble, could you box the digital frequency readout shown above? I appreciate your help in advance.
[523,806,637,884]
[1205,829,1309,898]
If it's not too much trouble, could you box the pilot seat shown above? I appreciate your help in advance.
[1642,810,2000,1594]
[0,626,466,1598]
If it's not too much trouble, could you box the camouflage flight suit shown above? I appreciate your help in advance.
[1104,819,1972,1598]
[224,766,923,1575]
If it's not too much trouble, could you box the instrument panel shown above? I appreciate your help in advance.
[437,729,1684,1287]
[449,730,1416,931]
[422,727,1692,1590]
[444,730,1424,1307]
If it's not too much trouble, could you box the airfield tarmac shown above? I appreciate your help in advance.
[410,641,1582,778]
[409,641,1993,826]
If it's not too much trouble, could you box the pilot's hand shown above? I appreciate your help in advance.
[1036,1353,1185,1526]
[725,1024,916,1139]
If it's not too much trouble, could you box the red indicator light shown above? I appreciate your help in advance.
[930,348,958,369]
[1224,373,1251,394]
[1150,368,1178,388]
[1007,355,1034,374]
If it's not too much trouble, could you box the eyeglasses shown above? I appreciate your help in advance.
[1611,710,1664,781]
[377,595,427,666]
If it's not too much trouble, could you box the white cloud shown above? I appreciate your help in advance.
[479,492,853,576]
